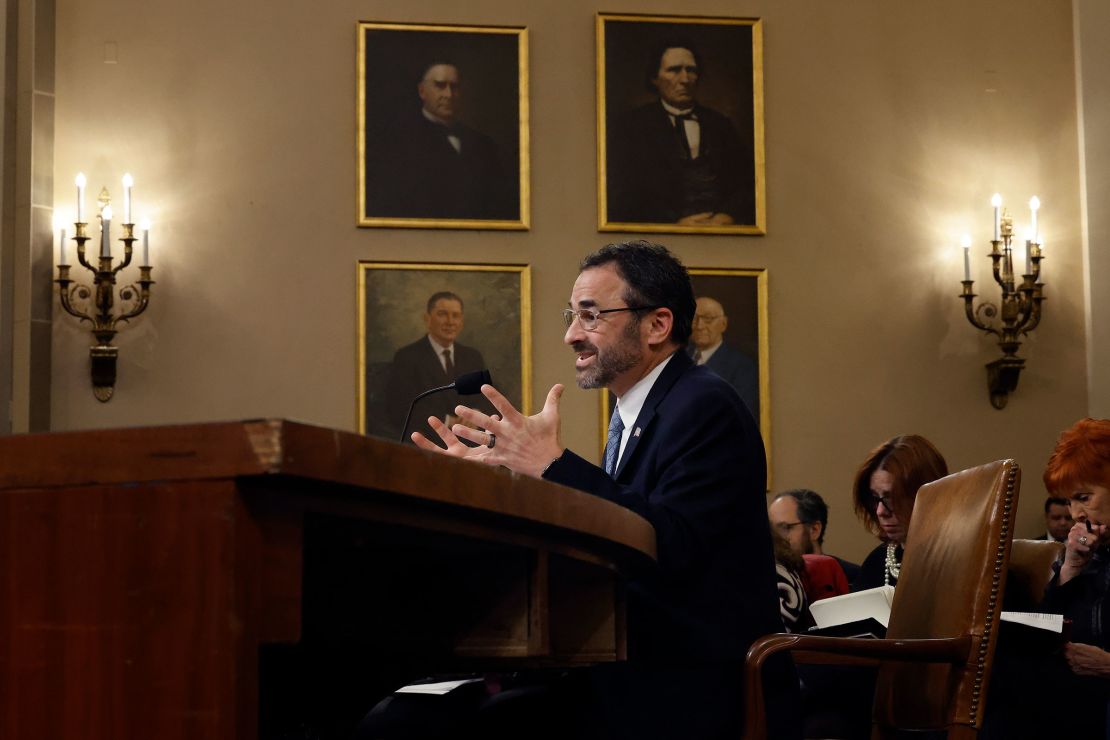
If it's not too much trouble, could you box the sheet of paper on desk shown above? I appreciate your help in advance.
[394,678,484,695]
[1000,611,1064,633]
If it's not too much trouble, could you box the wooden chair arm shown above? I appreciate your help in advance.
[741,633,973,739]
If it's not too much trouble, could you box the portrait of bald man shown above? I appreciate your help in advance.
[359,25,524,224]
[688,295,759,423]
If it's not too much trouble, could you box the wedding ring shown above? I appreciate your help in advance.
[1080,535,1089,545]
[487,433,497,449]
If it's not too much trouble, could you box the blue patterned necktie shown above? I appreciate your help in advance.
[604,408,625,477]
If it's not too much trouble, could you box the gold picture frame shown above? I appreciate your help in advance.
[357,22,530,229]
[358,262,532,442]
[596,13,765,235]
[599,267,770,482]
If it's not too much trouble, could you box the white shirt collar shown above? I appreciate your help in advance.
[614,353,675,459]
[661,100,695,117]
[428,335,454,354]
[696,340,723,364]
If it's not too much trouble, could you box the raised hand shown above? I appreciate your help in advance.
[447,383,566,478]
[411,414,497,462]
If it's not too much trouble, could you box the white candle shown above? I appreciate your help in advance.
[101,205,112,258]
[1029,196,1040,243]
[1025,240,1032,275]
[960,234,972,281]
[140,219,151,265]
[59,227,67,264]
[122,173,133,224]
[76,173,86,223]
[991,193,1002,241]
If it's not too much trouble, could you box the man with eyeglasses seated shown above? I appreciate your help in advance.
[769,488,861,592]
[400,239,799,740]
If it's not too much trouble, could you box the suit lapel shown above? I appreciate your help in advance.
[613,350,693,481]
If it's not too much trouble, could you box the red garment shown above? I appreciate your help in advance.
[802,554,850,602]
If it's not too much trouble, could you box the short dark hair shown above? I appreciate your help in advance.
[579,239,695,346]
[426,291,464,313]
[644,40,703,94]
[773,489,829,545]
[1045,496,1069,513]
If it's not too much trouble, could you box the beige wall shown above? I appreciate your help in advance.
[51,0,1087,561]
[1074,0,1110,417]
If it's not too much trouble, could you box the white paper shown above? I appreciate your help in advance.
[1000,611,1064,633]
[808,585,896,629]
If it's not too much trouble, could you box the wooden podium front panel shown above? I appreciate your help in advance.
[0,421,655,740]
[0,479,257,740]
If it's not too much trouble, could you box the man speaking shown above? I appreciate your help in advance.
[411,240,797,738]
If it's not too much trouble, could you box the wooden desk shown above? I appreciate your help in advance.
[0,420,655,739]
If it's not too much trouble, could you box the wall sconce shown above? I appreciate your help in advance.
[55,173,155,402]
[960,193,1045,409]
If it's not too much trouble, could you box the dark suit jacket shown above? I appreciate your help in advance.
[384,337,492,443]
[691,342,759,424]
[543,350,780,664]
[365,110,516,220]
[607,101,754,225]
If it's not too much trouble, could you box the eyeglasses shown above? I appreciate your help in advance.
[692,313,724,325]
[869,493,894,512]
[773,521,806,534]
[562,305,661,331]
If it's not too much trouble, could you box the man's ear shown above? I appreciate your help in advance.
[644,307,674,346]
[810,521,824,544]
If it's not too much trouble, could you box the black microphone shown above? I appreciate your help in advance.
[399,369,493,443]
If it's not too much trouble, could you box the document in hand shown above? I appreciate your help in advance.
[998,611,1064,633]
[807,585,895,638]
[998,611,1069,649]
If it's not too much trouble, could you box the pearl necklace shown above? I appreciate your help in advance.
[884,542,902,586]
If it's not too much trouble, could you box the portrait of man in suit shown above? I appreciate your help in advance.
[598,15,765,233]
[358,23,527,227]
[385,291,497,443]
[689,295,759,423]
[358,262,529,443]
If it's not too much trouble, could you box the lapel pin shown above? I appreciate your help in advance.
[633,427,642,437]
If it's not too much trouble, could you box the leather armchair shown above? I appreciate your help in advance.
[743,459,1021,740]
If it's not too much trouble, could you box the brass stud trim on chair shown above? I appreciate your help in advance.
[968,462,1018,725]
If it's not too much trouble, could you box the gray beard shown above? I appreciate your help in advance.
[575,320,643,390]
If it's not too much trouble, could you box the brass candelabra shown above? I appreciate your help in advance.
[56,208,154,402]
[960,206,1045,409]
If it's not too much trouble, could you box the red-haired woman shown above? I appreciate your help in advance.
[1041,420,1110,706]
[850,434,948,590]
[984,418,1110,739]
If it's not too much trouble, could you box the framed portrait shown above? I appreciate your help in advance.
[358,262,531,444]
[596,13,765,235]
[357,22,530,230]
[600,267,770,479]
